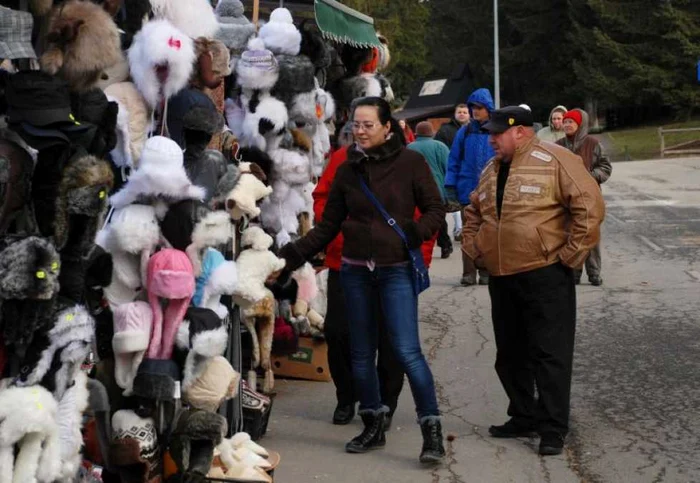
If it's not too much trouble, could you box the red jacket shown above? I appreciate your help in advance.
[313,145,437,271]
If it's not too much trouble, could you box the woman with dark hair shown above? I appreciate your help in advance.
[278,97,446,463]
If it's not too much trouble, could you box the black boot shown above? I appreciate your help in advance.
[333,404,355,425]
[345,410,386,453]
[419,417,446,463]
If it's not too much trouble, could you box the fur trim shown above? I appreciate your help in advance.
[107,204,161,254]
[54,155,114,250]
[0,236,60,301]
[258,8,301,56]
[150,0,219,39]
[57,371,89,481]
[191,324,228,358]
[176,320,190,350]
[128,19,196,108]
[41,0,123,92]
[240,226,272,251]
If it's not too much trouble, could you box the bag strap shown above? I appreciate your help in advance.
[356,173,410,249]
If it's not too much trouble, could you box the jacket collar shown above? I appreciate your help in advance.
[496,135,538,168]
[347,133,403,165]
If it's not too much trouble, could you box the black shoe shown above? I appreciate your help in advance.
[589,276,603,286]
[478,275,489,285]
[454,233,462,242]
[574,278,581,285]
[345,410,386,453]
[333,404,355,425]
[419,417,446,463]
[538,432,564,456]
[440,246,453,259]
[488,419,536,438]
[460,274,476,286]
[384,413,393,431]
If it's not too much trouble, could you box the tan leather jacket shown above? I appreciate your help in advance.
[461,136,605,276]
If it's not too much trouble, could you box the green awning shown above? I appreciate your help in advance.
[314,0,380,48]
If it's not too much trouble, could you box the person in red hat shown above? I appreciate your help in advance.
[557,108,612,286]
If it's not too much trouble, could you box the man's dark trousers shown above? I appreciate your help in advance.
[488,262,576,436]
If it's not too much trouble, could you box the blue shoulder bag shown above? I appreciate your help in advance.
[356,175,430,296]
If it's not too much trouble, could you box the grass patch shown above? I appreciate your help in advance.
[601,120,700,161]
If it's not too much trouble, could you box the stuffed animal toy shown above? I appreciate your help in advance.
[145,248,195,360]
[150,0,219,39]
[215,0,256,53]
[290,263,324,337]
[241,292,275,393]
[109,136,207,210]
[104,82,150,170]
[185,210,234,276]
[0,384,61,483]
[128,19,195,109]
[232,226,285,308]
[258,8,301,56]
[176,307,228,392]
[224,163,274,221]
[96,204,161,307]
[40,0,124,92]
[191,248,238,319]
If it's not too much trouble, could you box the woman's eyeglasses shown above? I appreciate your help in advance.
[352,121,379,131]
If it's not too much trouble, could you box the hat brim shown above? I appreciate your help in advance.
[481,120,509,134]
[9,106,75,127]
[0,41,36,60]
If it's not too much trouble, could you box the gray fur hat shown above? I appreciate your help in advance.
[272,54,316,108]
[0,236,60,301]
[216,0,256,51]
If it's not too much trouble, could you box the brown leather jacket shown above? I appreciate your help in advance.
[461,136,605,276]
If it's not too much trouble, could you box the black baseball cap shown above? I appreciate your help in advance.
[482,106,534,134]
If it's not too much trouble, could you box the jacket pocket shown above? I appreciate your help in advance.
[535,226,549,258]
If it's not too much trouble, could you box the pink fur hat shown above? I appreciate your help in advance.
[146,249,195,359]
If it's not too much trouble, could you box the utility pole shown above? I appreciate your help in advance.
[493,0,501,108]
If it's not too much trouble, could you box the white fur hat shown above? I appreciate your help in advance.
[113,301,153,395]
[258,8,301,56]
[109,136,207,209]
[240,93,288,151]
[56,371,90,481]
[128,19,196,108]
[0,385,61,483]
[150,0,220,39]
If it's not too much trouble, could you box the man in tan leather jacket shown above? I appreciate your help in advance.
[462,106,604,456]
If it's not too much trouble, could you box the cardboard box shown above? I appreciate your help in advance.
[271,337,331,382]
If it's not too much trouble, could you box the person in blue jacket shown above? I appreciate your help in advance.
[444,88,495,286]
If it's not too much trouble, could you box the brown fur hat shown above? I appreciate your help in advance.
[289,128,312,153]
[41,0,124,92]
[54,155,114,250]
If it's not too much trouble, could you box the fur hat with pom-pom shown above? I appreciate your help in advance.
[258,8,301,56]
[236,37,279,91]
[216,0,256,51]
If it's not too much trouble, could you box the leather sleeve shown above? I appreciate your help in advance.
[412,155,446,240]
[556,154,606,268]
[461,189,482,260]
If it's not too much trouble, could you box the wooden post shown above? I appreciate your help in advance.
[253,0,260,27]
[658,127,665,158]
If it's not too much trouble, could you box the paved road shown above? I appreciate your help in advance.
[261,157,700,482]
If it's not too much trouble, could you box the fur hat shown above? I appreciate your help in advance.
[215,0,256,51]
[104,82,150,169]
[183,355,239,412]
[0,139,35,236]
[0,236,60,301]
[40,0,124,92]
[192,248,238,318]
[339,73,383,106]
[240,92,288,151]
[377,33,391,71]
[159,200,211,252]
[300,22,332,71]
[185,210,234,276]
[54,154,114,251]
[236,37,279,91]
[109,136,207,209]
[110,410,161,483]
[176,306,228,390]
[169,408,227,479]
[258,8,301,56]
[15,303,94,401]
[259,181,307,247]
[128,19,196,108]
[112,301,153,395]
[233,227,285,307]
[146,248,195,360]
[0,385,61,483]
[131,357,181,401]
[150,0,219,39]
[272,54,316,108]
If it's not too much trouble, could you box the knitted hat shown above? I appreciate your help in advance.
[563,109,583,127]
[415,121,434,137]
[183,355,239,412]
[146,248,195,360]
[110,410,161,483]
[112,301,153,395]
[258,8,301,56]
[236,38,279,91]
[215,0,256,51]
[0,385,61,483]
[109,136,207,209]
[177,306,228,390]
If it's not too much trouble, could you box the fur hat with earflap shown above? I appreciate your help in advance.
[232,226,286,307]
[191,248,238,319]
[146,248,195,360]
[182,355,239,413]
[150,0,219,39]
[258,7,301,56]
[0,384,61,483]
[40,0,124,92]
[109,136,207,210]
[128,19,196,108]
[215,0,256,52]
[236,37,279,92]
[112,301,153,396]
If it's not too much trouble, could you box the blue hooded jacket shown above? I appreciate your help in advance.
[444,88,496,204]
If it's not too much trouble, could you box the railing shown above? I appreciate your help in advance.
[658,127,700,158]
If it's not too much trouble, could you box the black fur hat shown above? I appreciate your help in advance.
[272,54,316,108]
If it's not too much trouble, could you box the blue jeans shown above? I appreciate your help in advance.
[340,263,440,419]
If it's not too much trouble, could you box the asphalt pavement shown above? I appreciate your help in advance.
[259,156,700,483]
